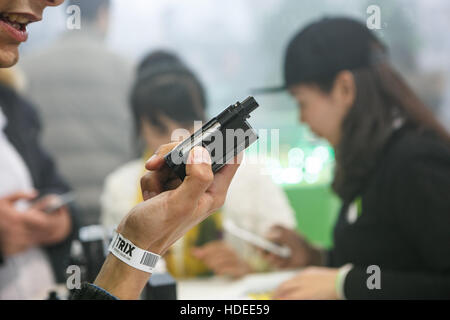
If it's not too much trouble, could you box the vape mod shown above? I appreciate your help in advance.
[164,96,259,180]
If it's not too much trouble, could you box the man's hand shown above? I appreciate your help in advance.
[0,192,72,257]
[94,144,241,299]
[0,191,38,256]
[260,225,324,269]
[192,240,252,279]
[26,194,72,245]
[118,143,241,254]
[273,267,339,300]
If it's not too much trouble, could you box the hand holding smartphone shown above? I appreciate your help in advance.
[32,192,76,214]
[223,220,292,258]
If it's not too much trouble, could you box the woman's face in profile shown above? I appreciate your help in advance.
[289,71,356,147]
[0,0,64,68]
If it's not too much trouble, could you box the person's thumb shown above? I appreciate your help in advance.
[172,146,213,206]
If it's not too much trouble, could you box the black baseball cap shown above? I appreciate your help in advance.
[255,17,387,94]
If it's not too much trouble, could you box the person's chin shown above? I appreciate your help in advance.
[0,46,19,68]
[308,126,322,139]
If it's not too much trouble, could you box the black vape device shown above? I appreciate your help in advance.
[164,96,259,180]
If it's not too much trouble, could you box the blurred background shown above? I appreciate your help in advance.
[18,0,450,248]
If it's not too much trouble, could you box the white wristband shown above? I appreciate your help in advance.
[108,231,161,274]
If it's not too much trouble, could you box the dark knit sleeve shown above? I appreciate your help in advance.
[70,283,118,300]
[344,267,450,299]
[344,134,450,299]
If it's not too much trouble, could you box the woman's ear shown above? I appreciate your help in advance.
[331,70,356,111]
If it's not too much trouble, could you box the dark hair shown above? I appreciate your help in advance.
[130,51,206,139]
[67,0,110,23]
[289,18,450,202]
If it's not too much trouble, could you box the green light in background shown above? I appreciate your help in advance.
[305,156,323,175]
[288,148,305,167]
[312,146,330,163]
[281,168,303,185]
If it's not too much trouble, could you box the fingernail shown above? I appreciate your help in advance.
[192,147,211,165]
[146,154,157,165]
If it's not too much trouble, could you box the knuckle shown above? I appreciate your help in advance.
[196,168,214,184]
[141,172,158,193]
[140,172,151,186]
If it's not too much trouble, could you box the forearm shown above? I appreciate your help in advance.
[93,254,151,300]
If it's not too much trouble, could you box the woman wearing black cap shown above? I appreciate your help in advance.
[261,17,450,299]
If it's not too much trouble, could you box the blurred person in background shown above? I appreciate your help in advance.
[20,0,132,226]
[100,50,296,279]
[0,1,78,297]
[258,17,450,300]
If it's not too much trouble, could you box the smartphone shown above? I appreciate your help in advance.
[223,220,291,258]
[42,192,76,213]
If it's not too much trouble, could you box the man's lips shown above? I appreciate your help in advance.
[0,12,40,43]
[0,19,28,42]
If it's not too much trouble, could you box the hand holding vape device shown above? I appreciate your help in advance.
[164,96,260,180]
